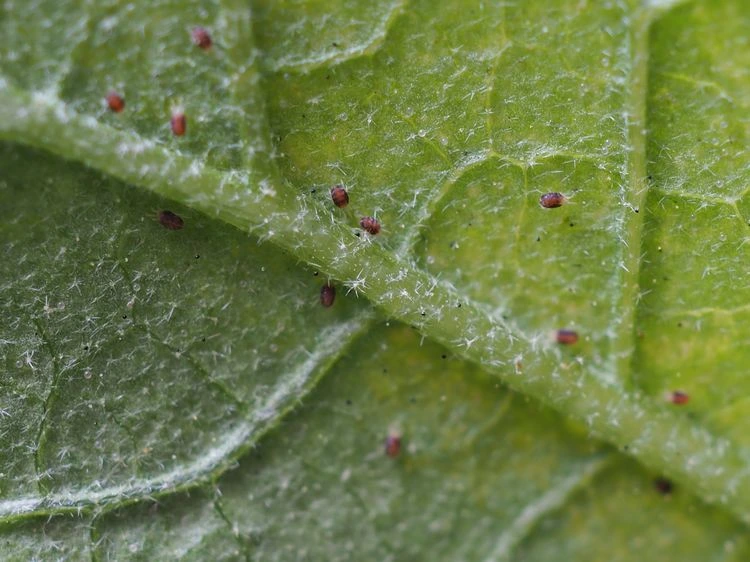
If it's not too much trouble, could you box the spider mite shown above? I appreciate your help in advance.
[330,185,349,208]
[320,283,336,308]
[158,210,184,230]
[105,91,125,113]
[654,477,673,495]
[556,329,578,345]
[666,390,689,405]
[360,216,381,235]
[191,26,212,50]
[539,192,566,208]
[171,110,187,136]
[385,430,402,458]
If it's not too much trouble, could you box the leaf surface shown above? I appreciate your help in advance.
[1,0,750,559]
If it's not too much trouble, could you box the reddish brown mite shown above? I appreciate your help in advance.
[320,284,336,308]
[556,329,579,345]
[105,91,125,113]
[171,111,186,136]
[385,432,401,458]
[360,216,381,235]
[654,477,673,495]
[539,192,566,208]
[668,390,689,405]
[330,185,349,208]
[191,26,212,50]
[158,210,184,230]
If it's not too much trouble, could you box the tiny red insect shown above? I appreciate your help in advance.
[360,216,381,235]
[556,329,578,345]
[320,284,336,308]
[105,91,125,113]
[385,432,401,458]
[539,192,566,208]
[171,111,186,136]
[158,210,184,230]
[654,477,673,495]
[330,185,349,208]
[191,26,212,50]
[668,390,689,405]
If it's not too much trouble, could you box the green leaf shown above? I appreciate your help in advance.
[1,0,750,559]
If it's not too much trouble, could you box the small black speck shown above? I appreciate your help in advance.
[409,397,417,404]
[634,208,639,213]
[346,399,352,405]
[313,271,319,276]
[457,303,462,308]
[420,312,426,317]
[310,189,316,194]
[441,354,447,359]
[83,345,89,351]
[332,42,339,47]
[677,322,683,327]
[623,445,629,451]
[325,74,331,80]
[201,337,206,342]
[536,236,541,242]
[382,368,388,374]
[122,315,128,319]
[647,175,653,180]
[195,254,200,259]
[355,232,361,237]
[569,222,575,227]
[654,477,673,495]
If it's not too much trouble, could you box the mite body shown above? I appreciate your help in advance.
[320,284,336,308]
[171,111,187,136]
[539,192,566,208]
[191,26,212,50]
[360,216,381,235]
[158,210,184,230]
[556,329,578,345]
[106,91,125,113]
[330,185,349,208]
[385,432,401,458]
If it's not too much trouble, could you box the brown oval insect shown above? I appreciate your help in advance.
[360,216,381,235]
[330,185,349,208]
[105,91,125,113]
[320,284,336,308]
[556,329,578,345]
[668,390,689,405]
[158,210,184,230]
[539,192,566,208]
[171,111,186,136]
[385,432,401,458]
[191,26,212,50]
[654,477,673,495]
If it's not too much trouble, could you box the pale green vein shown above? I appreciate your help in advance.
[4,82,750,525]
[484,455,614,562]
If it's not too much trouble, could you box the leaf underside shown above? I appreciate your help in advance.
[2,0,750,560]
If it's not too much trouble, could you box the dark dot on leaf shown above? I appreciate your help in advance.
[310,189,316,194]
[677,322,683,327]
[536,236,541,242]
[441,354,447,359]
[569,222,575,227]
[159,210,184,230]
[623,445,629,451]
[420,312,426,317]
[122,315,127,319]
[326,74,331,80]
[191,26,212,50]
[170,111,186,136]
[195,254,200,259]
[634,208,639,213]
[346,399,352,405]
[83,346,89,351]
[647,175,653,180]
[201,337,206,342]
[313,272,319,276]
[332,42,339,47]
[410,397,416,404]
[355,232,361,237]
[382,368,388,374]
[654,477,673,495]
